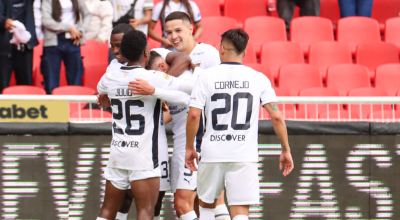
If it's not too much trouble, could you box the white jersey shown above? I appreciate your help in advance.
[109,0,153,35]
[189,63,278,162]
[189,43,220,69]
[98,66,187,170]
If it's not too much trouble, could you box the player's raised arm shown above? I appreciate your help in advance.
[263,102,294,176]
[151,48,193,77]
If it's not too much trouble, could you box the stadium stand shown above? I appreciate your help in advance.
[70,109,112,120]
[326,64,371,96]
[197,16,238,45]
[33,39,43,71]
[385,17,400,53]
[375,64,400,96]
[309,42,352,81]
[369,110,400,120]
[319,0,341,30]
[319,110,350,120]
[356,42,399,81]
[348,88,391,119]
[290,16,334,56]
[242,42,257,64]
[2,86,46,95]
[298,88,341,119]
[371,0,400,32]
[245,63,274,85]
[82,63,109,92]
[337,17,381,55]
[278,64,322,96]
[80,40,109,66]
[244,16,287,56]
[261,42,304,81]
[224,0,267,27]
[33,64,69,89]
[192,0,221,17]
[52,86,96,113]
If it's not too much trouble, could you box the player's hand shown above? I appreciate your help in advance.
[97,94,111,108]
[129,18,142,29]
[185,147,199,172]
[279,150,294,177]
[5,18,15,30]
[128,78,155,95]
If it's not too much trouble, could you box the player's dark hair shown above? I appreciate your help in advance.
[165,11,193,24]
[111,23,135,35]
[145,51,162,70]
[121,30,148,62]
[221,29,249,55]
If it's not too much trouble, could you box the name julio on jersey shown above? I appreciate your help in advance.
[115,88,132,97]
[215,81,249,90]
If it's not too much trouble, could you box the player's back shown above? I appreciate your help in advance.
[190,63,276,163]
[98,66,169,171]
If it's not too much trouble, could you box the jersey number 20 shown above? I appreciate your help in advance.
[211,92,253,131]
[111,99,145,135]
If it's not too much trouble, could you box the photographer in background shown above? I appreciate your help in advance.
[0,0,38,93]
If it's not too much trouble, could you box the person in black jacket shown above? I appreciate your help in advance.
[0,0,38,93]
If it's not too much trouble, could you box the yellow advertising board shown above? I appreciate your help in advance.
[0,100,69,122]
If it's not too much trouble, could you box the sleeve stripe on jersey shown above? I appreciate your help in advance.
[152,99,162,169]
[195,112,205,153]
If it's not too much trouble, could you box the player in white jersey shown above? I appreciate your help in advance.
[96,29,194,220]
[185,29,294,220]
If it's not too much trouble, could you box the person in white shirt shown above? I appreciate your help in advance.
[130,11,230,220]
[148,0,202,49]
[185,29,294,220]
[84,0,113,44]
[96,29,194,220]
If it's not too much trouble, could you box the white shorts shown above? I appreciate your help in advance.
[105,167,161,190]
[197,162,260,206]
[158,141,171,192]
[171,151,198,193]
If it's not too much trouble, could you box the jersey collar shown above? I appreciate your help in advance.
[220,62,242,65]
[120,66,142,70]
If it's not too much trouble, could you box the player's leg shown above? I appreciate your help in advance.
[197,162,226,220]
[215,191,230,220]
[98,181,127,219]
[154,191,166,220]
[116,190,133,220]
[174,189,197,219]
[225,162,260,220]
[130,176,160,220]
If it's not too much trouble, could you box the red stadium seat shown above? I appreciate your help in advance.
[356,42,399,81]
[348,88,391,119]
[52,86,96,113]
[368,110,400,120]
[33,39,43,71]
[82,63,108,92]
[326,64,371,96]
[371,0,400,32]
[192,0,221,17]
[375,64,400,96]
[309,42,352,80]
[274,88,295,111]
[80,40,109,66]
[261,42,304,81]
[2,85,46,95]
[385,17,400,54]
[397,90,400,110]
[148,38,162,50]
[319,110,350,120]
[33,63,69,90]
[245,63,274,85]
[337,17,381,55]
[70,109,112,120]
[8,71,16,86]
[197,16,238,45]
[290,16,334,56]
[278,64,323,96]
[244,16,287,56]
[298,88,341,119]
[320,0,341,30]
[224,0,267,27]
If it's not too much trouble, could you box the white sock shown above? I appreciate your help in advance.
[232,215,248,220]
[199,206,215,220]
[96,218,107,220]
[180,210,198,220]
[115,212,128,220]
[215,204,231,220]
[153,216,161,220]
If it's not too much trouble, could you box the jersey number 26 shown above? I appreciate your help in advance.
[111,99,145,135]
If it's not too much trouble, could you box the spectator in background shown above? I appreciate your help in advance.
[149,0,202,49]
[275,0,321,37]
[34,0,43,39]
[0,0,38,93]
[84,0,113,44]
[338,0,373,18]
[40,0,91,94]
[108,0,153,62]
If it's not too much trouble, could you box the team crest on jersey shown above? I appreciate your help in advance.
[163,73,170,79]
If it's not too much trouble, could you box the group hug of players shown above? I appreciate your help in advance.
[95,11,294,220]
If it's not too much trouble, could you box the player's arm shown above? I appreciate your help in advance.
[165,52,192,77]
[185,107,201,171]
[263,102,294,177]
[162,101,172,124]
[96,74,111,108]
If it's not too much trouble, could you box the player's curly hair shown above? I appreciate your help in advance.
[221,28,249,55]
[145,51,162,70]
[121,30,148,62]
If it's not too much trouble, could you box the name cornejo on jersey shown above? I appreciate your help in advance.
[215,81,249,90]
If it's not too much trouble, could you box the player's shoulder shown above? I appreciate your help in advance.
[197,43,218,53]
